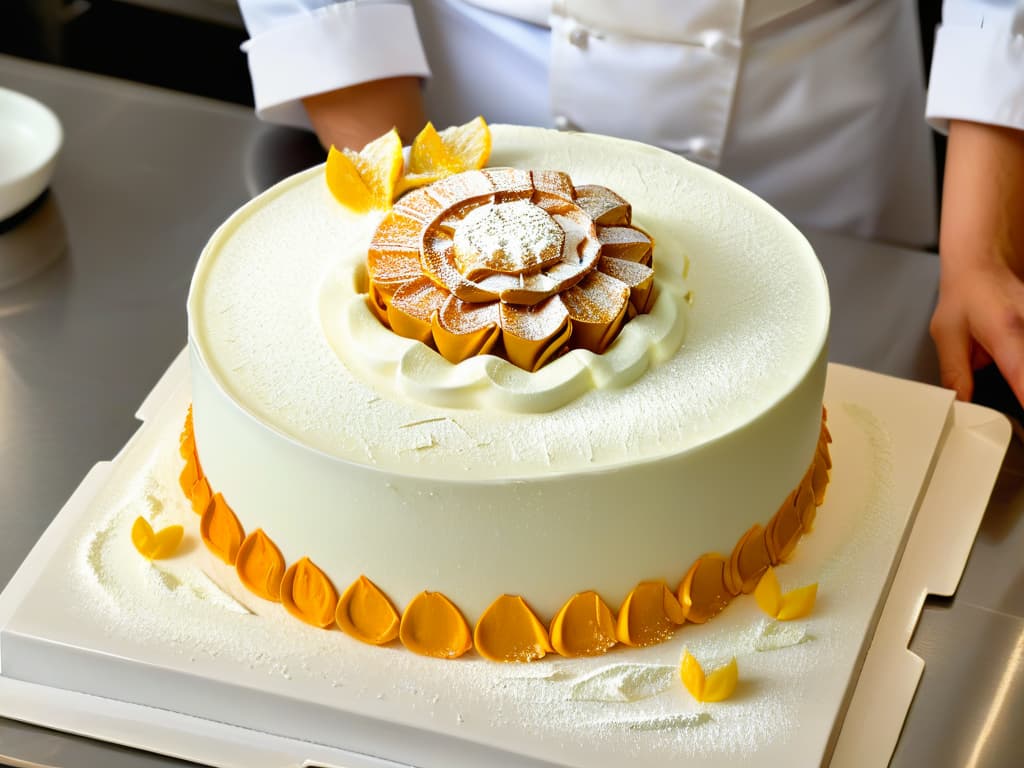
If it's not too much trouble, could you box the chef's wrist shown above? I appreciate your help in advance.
[302,76,426,152]
[939,120,1024,277]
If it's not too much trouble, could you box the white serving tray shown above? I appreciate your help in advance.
[0,354,1011,768]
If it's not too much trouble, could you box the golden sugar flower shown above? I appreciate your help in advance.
[366,168,656,371]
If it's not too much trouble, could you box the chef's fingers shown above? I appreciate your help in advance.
[976,302,1024,408]
[930,305,975,402]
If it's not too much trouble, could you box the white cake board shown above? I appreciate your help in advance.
[0,353,1010,768]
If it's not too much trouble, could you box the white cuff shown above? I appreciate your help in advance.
[242,2,431,129]
[926,22,1024,135]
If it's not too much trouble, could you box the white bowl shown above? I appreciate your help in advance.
[0,86,63,221]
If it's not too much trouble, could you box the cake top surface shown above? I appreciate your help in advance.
[188,125,829,480]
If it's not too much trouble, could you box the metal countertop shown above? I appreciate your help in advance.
[1,54,1022,768]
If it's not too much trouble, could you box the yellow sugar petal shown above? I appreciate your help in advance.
[701,657,739,702]
[149,525,184,560]
[680,650,706,701]
[131,516,156,558]
[394,169,448,198]
[438,116,491,171]
[409,122,457,175]
[131,517,182,560]
[354,128,404,208]
[326,145,374,213]
[754,566,783,619]
[777,582,818,621]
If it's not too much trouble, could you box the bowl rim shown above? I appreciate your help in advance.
[0,86,64,218]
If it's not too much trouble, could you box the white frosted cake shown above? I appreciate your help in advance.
[182,124,830,661]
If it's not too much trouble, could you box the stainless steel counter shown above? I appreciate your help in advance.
[1,53,1022,768]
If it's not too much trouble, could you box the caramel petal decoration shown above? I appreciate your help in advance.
[392,185,447,224]
[795,473,817,533]
[474,594,553,662]
[367,246,422,294]
[549,591,617,657]
[179,406,195,460]
[575,184,632,225]
[531,170,575,202]
[483,168,534,201]
[399,591,473,659]
[281,557,338,629]
[812,457,830,505]
[769,489,804,563]
[776,583,818,621]
[616,580,684,647]
[727,524,774,595]
[131,517,184,561]
[754,567,783,618]
[432,297,501,364]
[369,210,426,254]
[678,555,733,624]
[336,575,401,645]
[500,296,572,372]
[598,226,653,264]
[421,232,495,303]
[817,432,833,470]
[598,256,656,315]
[200,492,245,565]
[179,458,199,500]
[424,170,496,209]
[235,529,286,602]
[387,276,449,344]
[190,476,212,517]
[366,282,391,327]
[476,272,558,306]
[560,271,631,354]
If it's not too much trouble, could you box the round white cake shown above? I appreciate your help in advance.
[186,125,829,656]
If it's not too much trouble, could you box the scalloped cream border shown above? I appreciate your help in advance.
[319,271,689,413]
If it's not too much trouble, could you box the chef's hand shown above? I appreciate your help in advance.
[301,76,426,152]
[930,119,1024,406]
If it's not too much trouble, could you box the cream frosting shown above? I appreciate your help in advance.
[186,125,829,624]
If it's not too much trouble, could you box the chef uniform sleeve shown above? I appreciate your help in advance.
[926,0,1024,134]
[237,0,431,129]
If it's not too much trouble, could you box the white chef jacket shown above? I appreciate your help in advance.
[235,0,1022,247]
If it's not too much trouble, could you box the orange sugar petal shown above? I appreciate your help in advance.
[549,591,617,657]
[474,594,553,662]
[336,575,401,645]
[190,476,212,517]
[200,492,245,565]
[615,580,684,647]
[281,557,338,629]
[235,529,286,602]
[678,554,733,624]
[399,591,473,659]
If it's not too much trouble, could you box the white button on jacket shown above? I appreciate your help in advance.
[236,0,1024,247]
